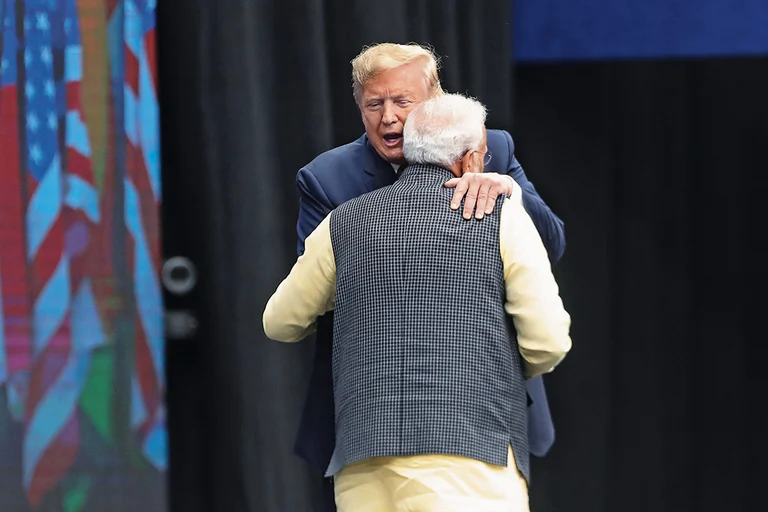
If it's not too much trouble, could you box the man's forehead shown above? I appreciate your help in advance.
[362,81,425,100]
[362,88,413,99]
[363,65,430,96]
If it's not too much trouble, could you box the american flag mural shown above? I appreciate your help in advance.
[121,0,164,469]
[0,0,166,510]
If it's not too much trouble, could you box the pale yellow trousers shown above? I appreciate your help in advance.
[334,446,529,512]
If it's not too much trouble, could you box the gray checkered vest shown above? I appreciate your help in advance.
[325,164,529,481]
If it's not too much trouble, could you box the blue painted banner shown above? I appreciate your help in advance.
[514,0,768,62]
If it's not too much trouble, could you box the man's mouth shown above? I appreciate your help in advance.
[382,133,403,147]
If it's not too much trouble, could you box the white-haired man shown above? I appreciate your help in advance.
[293,42,566,511]
[265,93,571,511]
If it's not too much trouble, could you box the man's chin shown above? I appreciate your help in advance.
[388,152,405,165]
[374,145,405,165]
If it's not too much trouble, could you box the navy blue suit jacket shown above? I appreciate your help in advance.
[294,130,565,472]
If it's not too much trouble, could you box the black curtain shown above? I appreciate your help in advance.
[157,1,514,511]
[514,58,768,512]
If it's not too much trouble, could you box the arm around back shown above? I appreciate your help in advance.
[499,196,572,379]
[263,215,337,342]
[499,130,566,262]
[296,166,334,256]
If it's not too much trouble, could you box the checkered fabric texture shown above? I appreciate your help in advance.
[326,164,530,481]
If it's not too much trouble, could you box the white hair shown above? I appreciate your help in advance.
[402,93,487,168]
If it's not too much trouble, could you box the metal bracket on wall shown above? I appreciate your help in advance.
[162,256,199,340]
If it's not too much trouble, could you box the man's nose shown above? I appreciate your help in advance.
[381,103,398,125]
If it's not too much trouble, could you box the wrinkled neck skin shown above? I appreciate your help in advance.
[448,161,463,177]
[450,149,483,178]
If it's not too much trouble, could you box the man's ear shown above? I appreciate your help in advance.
[461,151,475,175]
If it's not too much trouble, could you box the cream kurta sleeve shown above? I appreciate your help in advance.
[262,215,336,342]
[499,193,572,379]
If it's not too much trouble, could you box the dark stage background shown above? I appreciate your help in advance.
[514,58,768,512]
[157,0,767,511]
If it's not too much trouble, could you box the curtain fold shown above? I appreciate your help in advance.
[514,57,768,512]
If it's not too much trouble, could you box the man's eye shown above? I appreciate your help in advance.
[396,100,410,107]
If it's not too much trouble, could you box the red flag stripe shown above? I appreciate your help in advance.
[134,313,159,413]
[144,30,158,91]
[25,322,72,421]
[124,42,140,96]
[0,86,32,373]
[65,81,82,112]
[28,218,66,297]
[26,416,79,507]
[126,142,161,270]
[65,148,94,183]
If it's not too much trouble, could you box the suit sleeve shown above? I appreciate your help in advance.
[263,215,337,342]
[499,198,572,379]
[502,131,566,263]
[296,167,334,257]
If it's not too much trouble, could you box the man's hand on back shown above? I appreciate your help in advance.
[445,173,516,220]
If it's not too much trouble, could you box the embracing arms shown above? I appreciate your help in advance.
[263,214,336,342]
[498,189,572,378]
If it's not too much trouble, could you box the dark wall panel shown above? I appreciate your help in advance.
[514,57,768,512]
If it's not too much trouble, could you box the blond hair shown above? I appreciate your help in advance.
[351,43,443,104]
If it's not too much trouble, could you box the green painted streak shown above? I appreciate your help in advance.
[63,476,91,512]
[80,347,114,442]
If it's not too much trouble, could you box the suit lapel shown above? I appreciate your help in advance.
[361,136,397,193]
